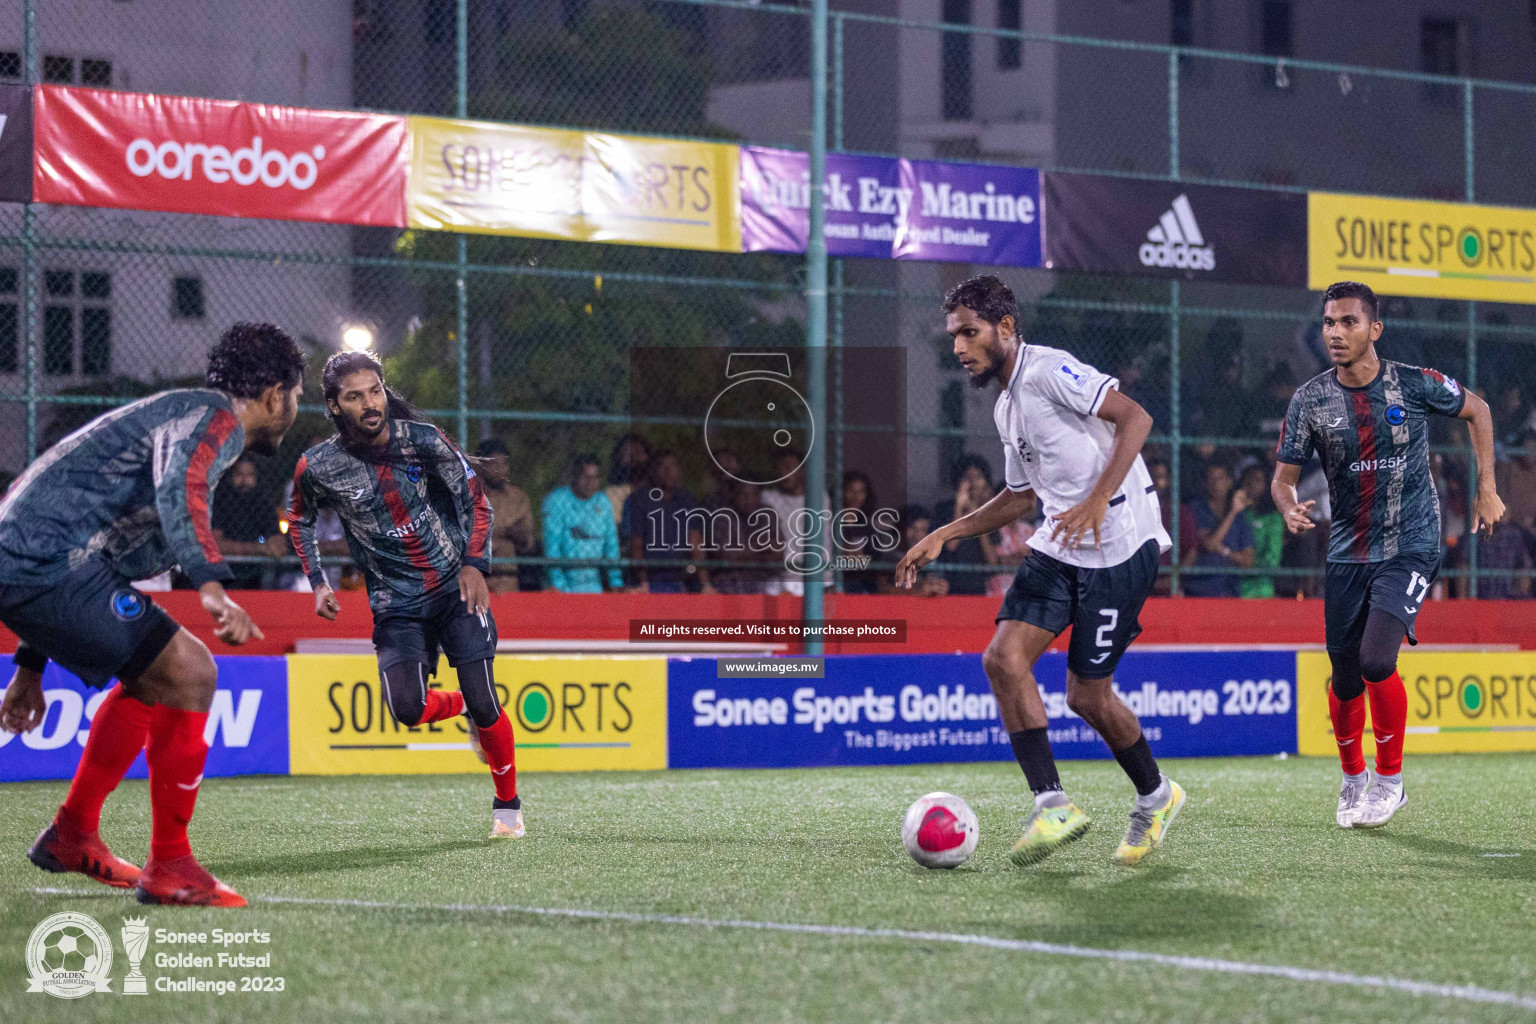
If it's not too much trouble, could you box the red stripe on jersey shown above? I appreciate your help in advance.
[286,455,313,577]
[1349,390,1377,560]
[466,469,491,561]
[186,408,240,566]
[376,462,440,591]
[1275,417,1287,456]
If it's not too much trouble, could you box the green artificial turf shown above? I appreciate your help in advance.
[2,755,1533,1023]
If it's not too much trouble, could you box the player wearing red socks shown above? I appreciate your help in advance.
[0,324,306,904]
[288,352,521,838]
[1272,283,1502,829]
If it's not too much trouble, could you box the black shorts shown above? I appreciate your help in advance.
[0,559,180,689]
[1325,550,1440,652]
[997,538,1160,677]
[372,578,499,673]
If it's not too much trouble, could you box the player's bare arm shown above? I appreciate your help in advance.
[1050,388,1153,549]
[458,564,490,615]
[1270,462,1316,535]
[313,582,340,620]
[0,664,45,734]
[893,486,1034,588]
[1458,389,1504,536]
[199,580,264,645]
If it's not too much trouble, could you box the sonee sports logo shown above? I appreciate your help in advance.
[110,588,147,622]
[1139,194,1215,272]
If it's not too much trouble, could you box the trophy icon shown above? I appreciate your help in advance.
[120,916,149,995]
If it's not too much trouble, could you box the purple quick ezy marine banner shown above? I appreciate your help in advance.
[740,146,1042,268]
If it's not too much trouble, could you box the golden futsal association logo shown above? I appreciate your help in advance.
[24,911,114,999]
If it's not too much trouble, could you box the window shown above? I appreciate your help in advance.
[43,307,73,375]
[172,276,205,320]
[0,51,20,80]
[997,0,1021,70]
[1420,19,1459,76]
[41,55,74,83]
[0,268,16,374]
[1260,0,1292,56]
[1171,0,1194,46]
[80,58,111,87]
[41,269,111,377]
[942,0,973,121]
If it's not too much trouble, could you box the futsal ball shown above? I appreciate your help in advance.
[901,792,978,869]
[41,925,99,974]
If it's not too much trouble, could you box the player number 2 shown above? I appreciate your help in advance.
[1405,571,1430,603]
[1095,609,1118,648]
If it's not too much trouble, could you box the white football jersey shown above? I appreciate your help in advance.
[994,344,1171,569]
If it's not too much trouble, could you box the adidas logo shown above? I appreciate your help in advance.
[1139,194,1215,271]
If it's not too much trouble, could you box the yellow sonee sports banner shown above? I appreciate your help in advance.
[406,116,742,252]
[288,655,668,774]
[1308,191,1536,304]
[1297,651,1536,756]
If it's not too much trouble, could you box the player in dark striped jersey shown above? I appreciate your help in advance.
[287,351,523,838]
[1272,282,1502,829]
[0,323,306,906]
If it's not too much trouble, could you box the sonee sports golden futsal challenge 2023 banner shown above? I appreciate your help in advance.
[1308,191,1536,304]
[285,655,668,775]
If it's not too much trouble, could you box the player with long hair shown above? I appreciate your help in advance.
[286,350,523,837]
[1273,281,1502,828]
[896,275,1183,867]
[0,322,306,906]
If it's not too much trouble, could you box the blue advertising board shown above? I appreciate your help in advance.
[668,651,1296,769]
[0,656,289,782]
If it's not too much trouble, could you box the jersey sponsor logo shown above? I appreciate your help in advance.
[1055,361,1089,391]
[1327,415,1345,428]
[1386,404,1406,425]
[109,588,146,621]
[1138,194,1215,271]
[1349,455,1406,472]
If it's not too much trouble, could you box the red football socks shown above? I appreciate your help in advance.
[420,689,465,724]
[1366,670,1408,776]
[1328,684,1367,776]
[145,706,210,862]
[475,711,519,802]
[58,685,154,835]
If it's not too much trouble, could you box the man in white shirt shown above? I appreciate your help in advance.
[896,275,1184,868]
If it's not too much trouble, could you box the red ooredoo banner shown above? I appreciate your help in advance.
[33,85,407,227]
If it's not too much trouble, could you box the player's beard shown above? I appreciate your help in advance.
[342,407,388,444]
[966,337,1006,390]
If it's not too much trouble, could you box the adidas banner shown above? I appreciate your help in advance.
[1044,174,1306,286]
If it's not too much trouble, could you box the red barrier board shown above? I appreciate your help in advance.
[32,85,407,227]
[3,592,1529,658]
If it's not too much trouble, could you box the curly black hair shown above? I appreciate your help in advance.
[205,323,307,398]
[942,274,1018,328]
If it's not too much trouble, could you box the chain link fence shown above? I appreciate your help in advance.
[3,0,1536,598]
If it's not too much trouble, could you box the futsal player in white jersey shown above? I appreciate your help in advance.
[896,275,1185,867]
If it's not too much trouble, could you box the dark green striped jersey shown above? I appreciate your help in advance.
[1276,360,1464,563]
[0,389,243,587]
[286,420,492,613]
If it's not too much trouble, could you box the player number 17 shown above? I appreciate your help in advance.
[1405,571,1431,603]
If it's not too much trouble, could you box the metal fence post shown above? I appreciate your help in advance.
[1466,301,1479,598]
[804,0,830,654]
[1169,279,1181,595]
[454,0,470,448]
[1168,48,1180,178]
[22,0,37,463]
[830,14,845,595]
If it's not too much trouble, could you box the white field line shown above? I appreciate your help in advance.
[28,886,1536,1011]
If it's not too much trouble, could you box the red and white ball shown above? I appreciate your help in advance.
[901,792,978,869]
